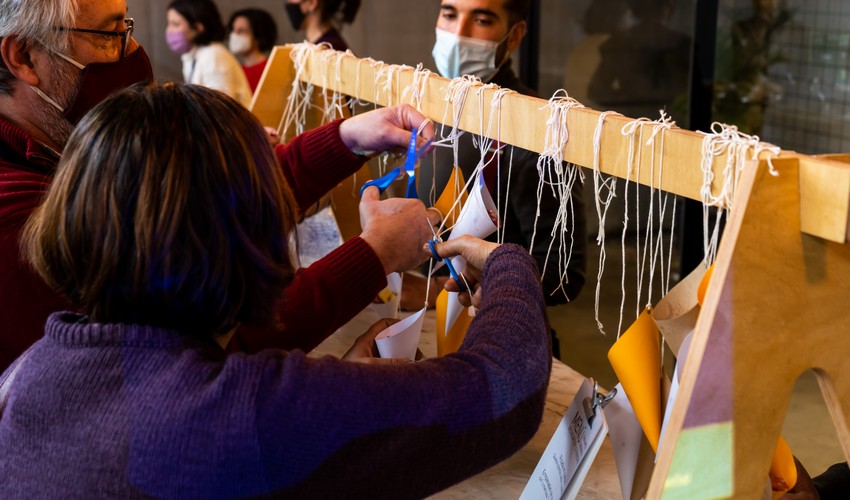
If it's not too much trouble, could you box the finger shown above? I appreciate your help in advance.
[367,317,399,334]
[425,207,442,227]
[399,104,435,142]
[458,293,473,308]
[361,185,380,203]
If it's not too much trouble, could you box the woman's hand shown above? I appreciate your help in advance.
[426,235,500,309]
[342,318,422,365]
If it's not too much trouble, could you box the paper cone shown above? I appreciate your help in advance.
[608,308,662,452]
[697,263,715,307]
[436,289,473,356]
[375,308,425,360]
[434,165,468,228]
[770,435,797,498]
[370,272,402,319]
[652,262,707,357]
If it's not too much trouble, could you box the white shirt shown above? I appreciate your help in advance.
[181,42,252,107]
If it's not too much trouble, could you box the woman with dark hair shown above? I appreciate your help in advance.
[284,0,361,51]
[0,83,551,497]
[166,0,252,106]
[228,8,279,92]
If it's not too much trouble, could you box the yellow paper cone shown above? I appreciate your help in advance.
[436,288,473,356]
[608,308,662,452]
[696,263,715,307]
[433,166,468,228]
[769,435,797,499]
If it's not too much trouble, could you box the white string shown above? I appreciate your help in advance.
[402,63,432,112]
[699,122,781,264]
[279,43,316,139]
[617,117,650,338]
[643,112,677,309]
[591,110,622,334]
[533,90,586,302]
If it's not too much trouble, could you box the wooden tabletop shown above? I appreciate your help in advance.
[311,308,622,499]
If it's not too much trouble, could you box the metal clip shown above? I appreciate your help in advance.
[582,380,617,427]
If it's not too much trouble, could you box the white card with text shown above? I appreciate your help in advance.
[520,379,609,500]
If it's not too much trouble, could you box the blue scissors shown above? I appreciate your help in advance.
[428,222,467,293]
[359,129,432,198]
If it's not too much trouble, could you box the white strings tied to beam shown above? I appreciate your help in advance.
[427,75,480,234]
[699,123,781,266]
[613,112,677,338]
[591,110,622,334]
[534,90,585,304]
[279,43,316,138]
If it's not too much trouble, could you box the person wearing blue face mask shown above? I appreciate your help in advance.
[0,0,154,371]
[431,0,526,81]
[404,0,588,362]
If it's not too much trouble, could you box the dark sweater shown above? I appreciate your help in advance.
[0,244,550,498]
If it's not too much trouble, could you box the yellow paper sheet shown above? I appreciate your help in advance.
[436,288,473,356]
[608,308,662,452]
[433,166,468,228]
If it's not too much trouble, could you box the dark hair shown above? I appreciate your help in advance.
[167,0,226,46]
[23,82,297,336]
[504,0,532,26]
[319,0,360,24]
[228,8,278,53]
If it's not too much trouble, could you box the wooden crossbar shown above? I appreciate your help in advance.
[250,44,850,243]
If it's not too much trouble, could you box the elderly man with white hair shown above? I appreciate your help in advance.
[0,0,152,369]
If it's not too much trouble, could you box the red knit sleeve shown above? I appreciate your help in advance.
[232,236,386,354]
[274,119,366,213]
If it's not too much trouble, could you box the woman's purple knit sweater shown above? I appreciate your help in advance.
[0,244,551,498]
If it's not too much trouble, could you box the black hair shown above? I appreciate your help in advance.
[319,0,360,25]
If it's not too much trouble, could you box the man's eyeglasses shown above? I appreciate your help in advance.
[57,18,135,60]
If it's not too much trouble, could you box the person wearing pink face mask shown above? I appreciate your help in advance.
[0,0,154,370]
[166,0,252,107]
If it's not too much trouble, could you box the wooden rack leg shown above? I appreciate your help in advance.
[650,158,850,498]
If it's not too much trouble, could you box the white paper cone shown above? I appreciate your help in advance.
[448,173,498,242]
[370,273,402,319]
[445,291,464,332]
[375,308,426,360]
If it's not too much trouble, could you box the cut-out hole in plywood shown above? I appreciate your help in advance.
[783,369,846,477]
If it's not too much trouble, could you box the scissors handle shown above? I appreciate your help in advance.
[428,239,467,293]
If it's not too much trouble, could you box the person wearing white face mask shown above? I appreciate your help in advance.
[0,0,154,372]
[403,0,588,362]
[227,8,278,93]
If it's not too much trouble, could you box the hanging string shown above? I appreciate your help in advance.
[616,117,650,338]
[401,63,432,111]
[643,111,677,309]
[279,43,316,139]
[699,123,781,265]
[532,90,586,302]
[591,110,623,334]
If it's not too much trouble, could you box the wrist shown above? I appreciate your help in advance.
[360,231,396,275]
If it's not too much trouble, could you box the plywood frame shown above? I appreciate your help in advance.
[251,44,850,498]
